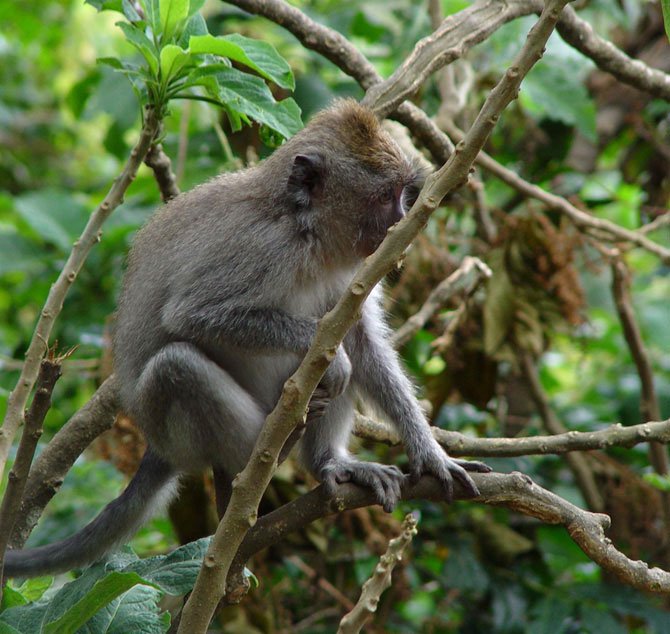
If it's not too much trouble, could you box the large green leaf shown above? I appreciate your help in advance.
[13,190,89,251]
[44,572,159,634]
[521,57,596,141]
[0,539,212,633]
[116,22,159,76]
[189,33,294,89]
[159,0,188,42]
[179,66,302,138]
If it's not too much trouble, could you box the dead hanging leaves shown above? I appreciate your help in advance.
[483,212,585,361]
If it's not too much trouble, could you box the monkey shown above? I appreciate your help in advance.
[4,99,490,578]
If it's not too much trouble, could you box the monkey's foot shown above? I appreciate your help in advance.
[320,458,404,513]
[408,441,492,502]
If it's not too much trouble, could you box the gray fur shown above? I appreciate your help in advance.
[5,100,488,577]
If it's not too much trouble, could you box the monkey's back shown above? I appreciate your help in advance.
[112,169,300,410]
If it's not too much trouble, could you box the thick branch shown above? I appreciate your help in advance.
[0,106,161,476]
[231,473,670,595]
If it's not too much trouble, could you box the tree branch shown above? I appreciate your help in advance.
[0,106,161,477]
[144,143,180,202]
[353,413,670,457]
[8,376,119,549]
[337,514,417,634]
[392,256,492,348]
[230,473,670,596]
[0,352,62,593]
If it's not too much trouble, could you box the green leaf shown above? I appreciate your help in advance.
[1,587,27,611]
[15,578,53,604]
[116,21,159,76]
[13,190,89,251]
[44,572,157,634]
[178,11,207,48]
[662,0,670,42]
[187,0,205,17]
[189,33,294,89]
[159,44,191,83]
[85,0,123,12]
[121,0,142,21]
[521,58,596,141]
[82,586,169,634]
[177,66,302,138]
[159,0,188,42]
[143,0,161,40]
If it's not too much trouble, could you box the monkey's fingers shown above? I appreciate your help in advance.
[320,460,403,512]
[447,466,480,499]
[452,458,492,473]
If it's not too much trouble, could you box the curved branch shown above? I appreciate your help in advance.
[232,473,670,595]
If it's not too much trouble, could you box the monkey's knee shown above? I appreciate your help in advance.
[133,343,266,471]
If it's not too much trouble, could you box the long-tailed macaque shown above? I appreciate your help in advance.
[5,100,489,577]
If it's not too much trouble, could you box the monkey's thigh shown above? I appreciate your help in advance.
[134,342,266,473]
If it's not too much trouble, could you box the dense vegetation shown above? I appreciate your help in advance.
[1,0,669,631]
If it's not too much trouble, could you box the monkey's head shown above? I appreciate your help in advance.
[277,99,425,261]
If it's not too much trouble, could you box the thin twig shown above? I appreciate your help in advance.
[519,352,604,511]
[337,514,417,634]
[0,106,161,477]
[611,256,670,535]
[392,256,492,348]
[0,351,63,594]
[353,413,670,457]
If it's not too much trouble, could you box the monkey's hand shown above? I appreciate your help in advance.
[320,458,404,513]
[407,437,491,502]
[321,346,352,399]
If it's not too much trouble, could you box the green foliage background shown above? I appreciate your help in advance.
[1,0,670,632]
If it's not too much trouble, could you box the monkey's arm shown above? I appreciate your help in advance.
[347,313,491,500]
[164,301,316,352]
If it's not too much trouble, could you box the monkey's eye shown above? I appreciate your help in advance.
[378,190,395,206]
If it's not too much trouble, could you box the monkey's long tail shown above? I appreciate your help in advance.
[4,450,179,578]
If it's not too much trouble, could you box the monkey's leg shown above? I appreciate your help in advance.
[133,342,267,478]
[300,393,403,513]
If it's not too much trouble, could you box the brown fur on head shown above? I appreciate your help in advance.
[309,99,407,172]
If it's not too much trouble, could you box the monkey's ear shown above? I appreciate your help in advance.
[287,153,324,209]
